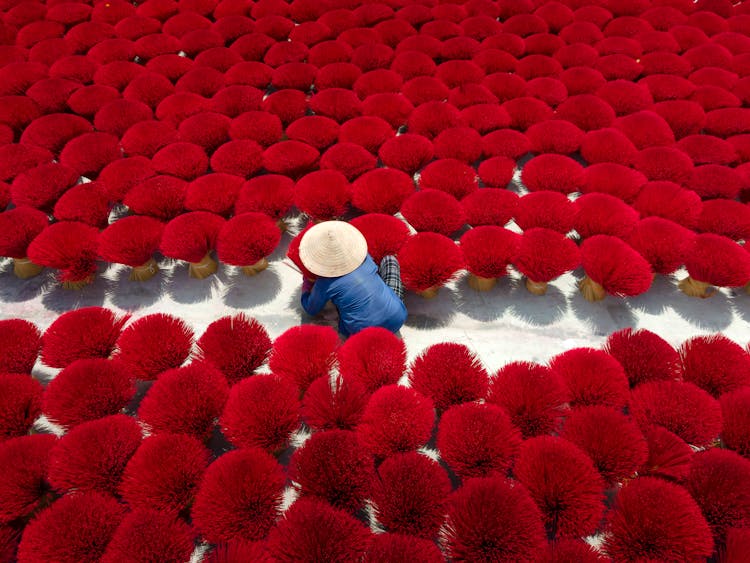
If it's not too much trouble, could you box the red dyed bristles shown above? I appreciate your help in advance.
[475,157,515,190]
[680,335,750,398]
[437,401,522,480]
[556,94,615,132]
[267,497,373,563]
[121,120,179,159]
[548,348,630,409]
[372,451,451,538]
[686,448,750,542]
[515,436,605,538]
[365,533,444,563]
[681,234,750,296]
[41,307,129,369]
[234,175,294,220]
[185,173,244,217]
[350,168,415,215]
[432,127,483,163]
[336,327,406,393]
[705,107,750,137]
[526,120,584,155]
[514,191,577,233]
[309,88,363,123]
[686,164,744,200]
[633,145,695,185]
[603,477,713,562]
[44,358,135,430]
[48,414,141,496]
[521,154,585,194]
[294,170,351,221]
[26,221,100,286]
[378,133,435,176]
[677,134,737,166]
[192,447,284,543]
[319,142,377,180]
[0,434,56,525]
[560,406,648,485]
[339,116,394,154]
[398,232,464,294]
[120,432,211,514]
[460,225,519,281]
[401,189,466,236]
[138,363,229,440]
[160,211,226,265]
[408,343,489,412]
[629,380,723,447]
[460,188,517,228]
[0,524,19,563]
[357,385,434,459]
[123,175,188,220]
[613,110,676,150]
[221,374,300,453]
[10,163,79,213]
[581,163,647,202]
[574,193,639,240]
[263,141,320,179]
[626,217,695,275]
[461,103,511,135]
[0,206,48,260]
[487,361,568,438]
[98,215,164,276]
[229,110,283,148]
[579,235,653,300]
[406,101,463,140]
[195,314,272,384]
[101,508,195,563]
[151,142,209,181]
[418,158,479,199]
[0,374,42,442]
[596,79,654,116]
[513,228,580,293]
[53,183,113,229]
[290,429,374,513]
[58,132,122,179]
[114,314,193,380]
[286,223,316,280]
[349,214,410,264]
[546,539,605,563]
[302,374,370,431]
[269,325,338,393]
[205,540,273,563]
[0,319,41,374]
[216,212,281,271]
[697,200,750,242]
[580,127,639,166]
[16,491,126,563]
[442,475,547,562]
[720,387,750,458]
[286,115,340,151]
[604,328,682,387]
[724,527,750,563]
[360,93,414,130]
[177,112,232,154]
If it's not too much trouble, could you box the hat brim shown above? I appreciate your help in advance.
[299,221,368,277]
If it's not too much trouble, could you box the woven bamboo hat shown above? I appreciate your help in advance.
[299,221,368,277]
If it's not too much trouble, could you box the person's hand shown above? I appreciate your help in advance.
[302,278,315,293]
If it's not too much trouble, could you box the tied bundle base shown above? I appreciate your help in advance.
[579,276,606,302]
[678,276,714,298]
[62,275,94,290]
[467,274,497,291]
[242,257,269,276]
[416,285,440,299]
[525,278,548,295]
[13,257,43,279]
[277,219,288,232]
[129,257,159,282]
[189,253,218,279]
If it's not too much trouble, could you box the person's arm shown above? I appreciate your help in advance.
[301,278,328,315]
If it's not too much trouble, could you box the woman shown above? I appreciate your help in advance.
[298,221,407,336]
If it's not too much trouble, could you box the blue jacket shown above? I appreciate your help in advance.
[301,255,407,336]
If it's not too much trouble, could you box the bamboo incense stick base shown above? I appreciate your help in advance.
[417,286,440,299]
[189,253,218,279]
[13,257,43,279]
[579,276,606,302]
[276,219,287,232]
[242,257,269,276]
[129,257,159,282]
[526,278,548,295]
[467,274,497,291]
[61,275,94,290]
[678,276,713,298]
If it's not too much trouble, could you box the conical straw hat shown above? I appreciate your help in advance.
[299,221,368,277]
